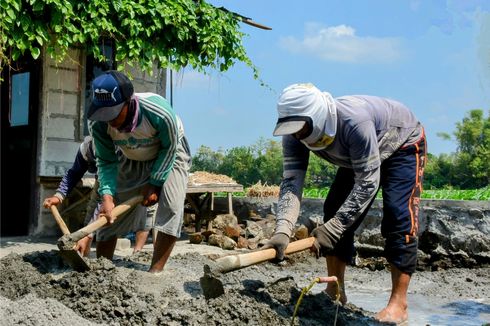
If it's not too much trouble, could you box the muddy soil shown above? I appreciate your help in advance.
[0,247,489,326]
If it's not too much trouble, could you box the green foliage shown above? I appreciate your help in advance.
[430,109,490,189]
[302,187,330,198]
[190,138,338,188]
[424,153,456,188]
[190,145,224,173]
[1,0,258,77]
[421,186,490,200]
[305,154,337,188]
[301,186,489,200]
[191,138,283,186]
[192,132,489,200]
[453,109,490,188]
[251,138,283,185]
[220,146,260,186]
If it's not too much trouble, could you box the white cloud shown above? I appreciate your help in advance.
[280,23,402,64]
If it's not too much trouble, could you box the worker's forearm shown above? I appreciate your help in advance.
[274,174,304,236]
[334,169,379,230]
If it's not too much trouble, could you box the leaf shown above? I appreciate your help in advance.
[7,8,15,19]
[30,46,41,59]
[32,1,44,11]
[11,1,20,11]
[12,48,21,61]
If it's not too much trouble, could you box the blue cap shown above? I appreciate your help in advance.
[87,71,134,121]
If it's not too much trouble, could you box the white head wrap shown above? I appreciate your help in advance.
[273,83,337,150]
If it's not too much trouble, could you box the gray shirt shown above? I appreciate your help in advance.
[275,95,423,236]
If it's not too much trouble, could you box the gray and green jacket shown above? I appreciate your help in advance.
[90,93,184,196]
[275,95,424,237]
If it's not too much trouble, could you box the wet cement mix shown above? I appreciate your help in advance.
[0,249,389,326]
[1,249,489,325]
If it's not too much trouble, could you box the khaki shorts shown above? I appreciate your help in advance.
[96,137,191,242]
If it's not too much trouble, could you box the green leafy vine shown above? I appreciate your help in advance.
[1,0,259,79]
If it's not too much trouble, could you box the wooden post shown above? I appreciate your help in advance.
[227,192,233,215]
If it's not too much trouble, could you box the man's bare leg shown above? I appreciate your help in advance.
[96,237,118,260]
[133,230,150,253]
[375,264,410,323]
[148,231,176,273]
[152,228,158,246]
[325,255,347,304]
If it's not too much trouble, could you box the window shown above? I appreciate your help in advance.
[10,72,30,127]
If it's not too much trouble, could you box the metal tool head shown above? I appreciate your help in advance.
[56,234,91,272]
[200,264,225,299]
[58,248,91,272]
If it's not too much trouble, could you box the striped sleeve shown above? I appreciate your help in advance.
[89,120,119,196]
[139,96,178,186]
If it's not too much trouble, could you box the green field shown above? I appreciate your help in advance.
[224,186,490,200]
[226,186,490,201]
[301,187,490,200]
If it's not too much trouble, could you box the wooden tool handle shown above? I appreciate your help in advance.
[215,237,315,273]
[50,205,70,235]
[68,195,144,242]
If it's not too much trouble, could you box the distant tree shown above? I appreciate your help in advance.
[190,145,224,173]
[305,154,337,188]
[253,138,283,185]
[424,153,456,189]
[431,109,490,189]
[453,110,490,188]
[220,146,259,186]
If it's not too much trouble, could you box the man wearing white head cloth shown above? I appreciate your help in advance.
[263,83,427,324]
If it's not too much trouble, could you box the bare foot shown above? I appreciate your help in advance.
[375,305,408,325]
[324,284,347,305]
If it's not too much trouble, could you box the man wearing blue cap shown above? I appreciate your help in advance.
[264,83,427,324]
[87,70,191,274]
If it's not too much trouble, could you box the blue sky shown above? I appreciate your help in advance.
[171,0,490,156]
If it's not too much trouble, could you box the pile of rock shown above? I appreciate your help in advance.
[186,213,310,251]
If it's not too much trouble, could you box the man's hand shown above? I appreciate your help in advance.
[75,235,93,257]
[261,233,290,260]
[311,224,337,258]
[43,196,61,208]
[100,194,115,224]
[142,184,161,206]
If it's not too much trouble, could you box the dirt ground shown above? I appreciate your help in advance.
[0,237,489,326]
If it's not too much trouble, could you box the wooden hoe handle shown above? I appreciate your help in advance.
[215,237,316,273]
[68,195,144,243]
[50,205,70,235]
